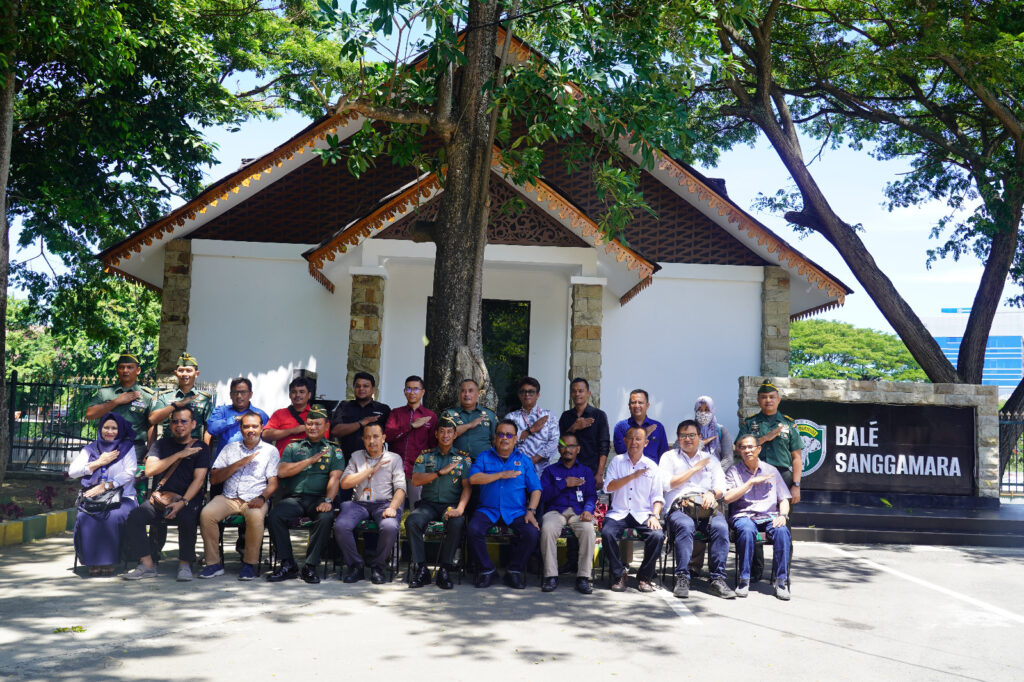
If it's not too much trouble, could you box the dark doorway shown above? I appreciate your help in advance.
[425,298,530,416]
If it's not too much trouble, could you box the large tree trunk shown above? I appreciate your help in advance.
[0,1,18,487]
[423,0,503,412]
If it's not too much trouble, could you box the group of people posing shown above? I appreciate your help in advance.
[70,352,801,601]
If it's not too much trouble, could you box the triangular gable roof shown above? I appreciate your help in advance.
[97,30,850,317]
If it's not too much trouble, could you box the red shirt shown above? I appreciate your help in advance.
[265,404,312,455]
[384,405,438,477]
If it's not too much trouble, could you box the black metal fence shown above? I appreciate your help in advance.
[998,411,1024,498]
[5,371,216,473]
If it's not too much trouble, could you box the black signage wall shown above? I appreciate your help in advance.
[780,401,975,495]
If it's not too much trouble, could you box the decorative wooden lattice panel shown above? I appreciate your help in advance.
[376,174,587,247]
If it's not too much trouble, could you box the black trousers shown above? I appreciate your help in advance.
[125,499,202,563]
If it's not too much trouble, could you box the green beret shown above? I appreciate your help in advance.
[307,404,329,420]
[437,416,457,430]
[757,380,779,395]
[116,352,140,366]
[177,352,198,368]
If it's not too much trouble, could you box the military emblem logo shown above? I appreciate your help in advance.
[794,419,826,477]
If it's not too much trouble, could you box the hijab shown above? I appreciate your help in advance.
[694,395,721,460]
[80,413,136,487]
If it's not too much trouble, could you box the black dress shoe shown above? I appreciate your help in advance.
[575,577,594,594]
[541,576,558,592]
[503,571,526,590]
[342,564,364,583]
[435,565,454,590]
[370,566,386,584]
[300,564,321,584]
[265,561,298,583]
[409,563,431,588]
[474,571,494,588]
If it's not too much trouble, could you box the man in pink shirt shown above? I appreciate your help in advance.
[384,375,437,506]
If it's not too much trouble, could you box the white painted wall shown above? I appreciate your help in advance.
[187,239,351,413]
[601,263,764,441]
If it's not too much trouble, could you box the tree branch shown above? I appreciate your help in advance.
[937,52,1024,143]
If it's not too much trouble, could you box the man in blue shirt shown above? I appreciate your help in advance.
[612,388,669,463]
[539,433,597,594]
[206,378,269,456]
[467,419,542,589]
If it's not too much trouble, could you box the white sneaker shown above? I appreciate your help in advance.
[122,564,158,580]
[176,564,193,582]
[735,580,749,598]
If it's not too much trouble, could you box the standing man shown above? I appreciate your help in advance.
[505,376,560,476]
[331,372,391,457]
[612,389,669,463]
[661,420,735,600]
[122,406,211,582]
[538,433,597,594]
[335,423,406,584]
[263,377,314,456]
[85,352,156,460]
[558,378,610,489]
[724,434,793,601]
[384,375,437,507]
[206,378,269,457]
[602,426,665,593]
[406,417,472,590]
[265,405,345,584]
[199,412,278,581]
[467,419,542,589]
[149,353,214,443]
[737,380,803,504]
[441,379,497,458]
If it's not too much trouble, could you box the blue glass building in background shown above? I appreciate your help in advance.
[925,307,1024,396]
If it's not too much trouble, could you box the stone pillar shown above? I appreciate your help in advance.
[346,273,386,399]
[568,280,604,407]
[761,266,791,378]
[157,240,192,375]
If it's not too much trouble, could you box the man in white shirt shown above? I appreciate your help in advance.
[505,376,560,476]
[601,425,665,592]
[661,419,735,600]
[334,423,406,585]
[198,412,279,581]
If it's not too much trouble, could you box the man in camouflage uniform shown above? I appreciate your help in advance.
[149,352,214,443]
[441,379,497,458]
[737,380,803,504]
[405,417,472,589]
[85,352,156,459]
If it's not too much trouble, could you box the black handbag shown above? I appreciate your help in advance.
[79,487,123,513]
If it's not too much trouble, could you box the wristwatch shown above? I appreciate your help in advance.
[105,481,113,491]
[792,481,801,487]
[257,494,267,502]
[527,508,537,514]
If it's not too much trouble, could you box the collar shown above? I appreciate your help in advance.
[628,416,652,428]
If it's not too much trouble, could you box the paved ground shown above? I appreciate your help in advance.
[1,533,1023,681]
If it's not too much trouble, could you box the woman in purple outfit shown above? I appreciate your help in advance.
[68,413,139,576]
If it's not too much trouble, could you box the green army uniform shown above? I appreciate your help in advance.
[153,388,214,440]
[737,411,803,471]
[406,446,473,566]
[280,438,346,497]
[441,406,497,457]
[89,383,155,458]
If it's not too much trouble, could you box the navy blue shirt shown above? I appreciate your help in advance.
[469,448,542,523]
[613,416,670,463]
[540,460,597,515]
[558,405,610,476]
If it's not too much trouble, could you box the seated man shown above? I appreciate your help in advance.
[334,423,406,584]
[539,433,597,594]
[198,411,279,581]
[601,426,665,593]
[406,417,472,590]
[467,419,542,589]
[662,420,735,600]
[266,405,345,584]
[122,406,211,582]
[724,433,793,601]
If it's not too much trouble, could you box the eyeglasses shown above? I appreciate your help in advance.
[678,433,699,440]
[403,387,423,393]
[170,419,192,425]
[738,444,758,451]
[496,432,517,439]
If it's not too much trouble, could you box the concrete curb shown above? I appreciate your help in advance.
[0,507,76,547]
